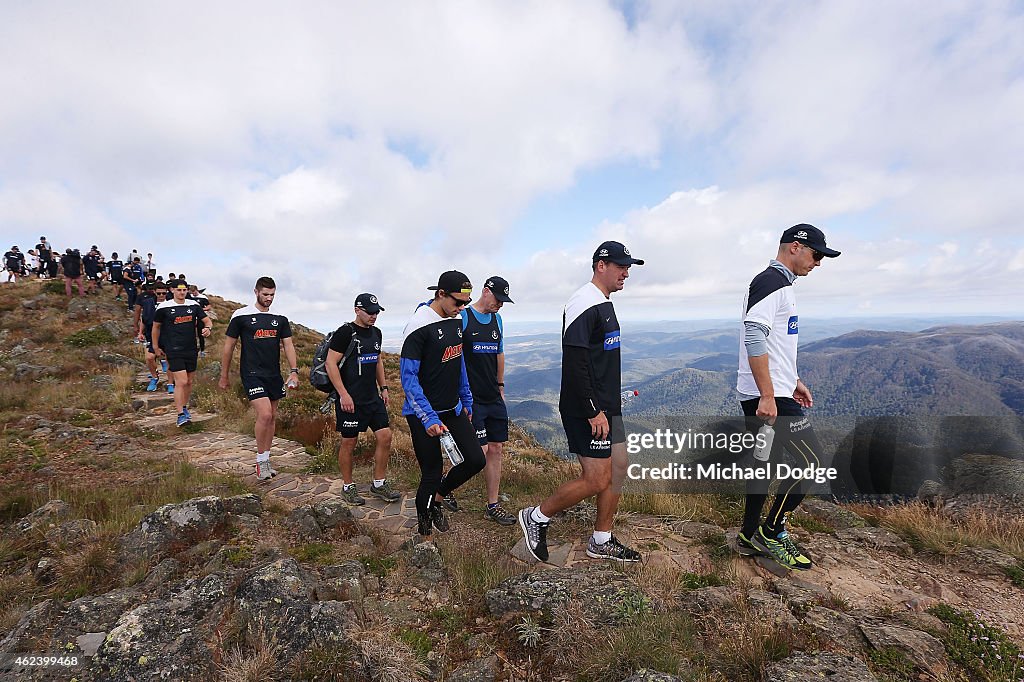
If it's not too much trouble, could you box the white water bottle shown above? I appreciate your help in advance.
[621,389,639,406]
[753,423,775,462]
[439,431,464,466]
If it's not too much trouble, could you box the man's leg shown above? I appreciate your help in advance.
[169,368,188,420]
[337,437,357,484]
[252,397,275,453]
[64,277,72,297]
[182,370,196,410]
[539,456,611,518]
[372,428,393,481]
[484,441,503,504]
[75,277,84,296]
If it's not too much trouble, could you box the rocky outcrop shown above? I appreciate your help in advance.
[121,494,262,558]
[285,499,353,540]
[765,652,879,681]
[486,566,646,624]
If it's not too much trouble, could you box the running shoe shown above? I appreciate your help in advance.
[146,377,158,392]
[586,535,642,563]
[417,512,432,536]
[437,493,460,512]
[182,406,192,421]
[369,481,400,502]
[430,504,449,533]
[775,529,813,570]
[167,384,175,395]
[750,527,798,570]
[341,484,366,506]
[518,507,549,562]
[735,530,761,556]
[485,503,517,526]
[175,412,190,428]
[255,461,274,481]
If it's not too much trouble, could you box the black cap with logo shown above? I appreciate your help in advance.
[427,270,473,296]
[593,240,645,266]
[354,293,384,314]
[780,224,841,257]
[483,276,514,303]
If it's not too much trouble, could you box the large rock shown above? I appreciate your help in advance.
[945,454,1024,497]
[67,297,124,320]
[794,497,866,530]
[835,526,913,557]
[94,574,230,681]
[620,672,687,682]
[121,496,228,558]
[16,499,72,534]
[44,518,98,546]
[801,607,866,652]
[449,655,500,682]
[486,567,646,624]
[860,624,947,678]
[764,652,878,681]
[286,499,353,540]
[98,351,143,368]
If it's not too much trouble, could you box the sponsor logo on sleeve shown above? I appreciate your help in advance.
[788,316,799,334]
[603,331,621,350]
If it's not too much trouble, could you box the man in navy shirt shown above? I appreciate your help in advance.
[153,279,212,427]
[461,276,515,525]
[220,277,300,480]
[400,271,486,536]
[519,241,644,564]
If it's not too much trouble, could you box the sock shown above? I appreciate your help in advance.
[373,479,385,488]
[344,482,357,491]
[256,451,270,464]
[592,530,612,545]
[531,507,550,524]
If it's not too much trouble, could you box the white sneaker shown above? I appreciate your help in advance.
[255,461,273,481]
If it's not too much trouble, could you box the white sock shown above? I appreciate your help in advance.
[531,507,550,524]
[373,479,385,487]
[344,482,357,491]
[592,530,612,545]
[256,451,269,463]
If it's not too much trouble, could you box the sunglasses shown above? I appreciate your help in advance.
[444,292,472,307]
[802,244,825,262]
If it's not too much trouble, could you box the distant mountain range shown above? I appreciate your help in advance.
[507,321,1024,461]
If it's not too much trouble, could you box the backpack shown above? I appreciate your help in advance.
[309,323,358,393]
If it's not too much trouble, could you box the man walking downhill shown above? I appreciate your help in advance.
[734,224,840,571]
[219,277,300,481]
[152,279,212,427]
[327,293,400,505]
[400,271,486,536]
[519,241,644,563]
[134,281,166,392]
[461,276,516,525]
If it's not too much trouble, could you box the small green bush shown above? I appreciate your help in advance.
[64,326,117,347]
[929,604,1023,682]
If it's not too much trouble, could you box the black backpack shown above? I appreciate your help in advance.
[309,324,358,394]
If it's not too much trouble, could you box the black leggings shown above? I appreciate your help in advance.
[740,397,826,536]
[406,411,486,517]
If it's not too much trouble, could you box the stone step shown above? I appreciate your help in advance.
[130,394,176,411]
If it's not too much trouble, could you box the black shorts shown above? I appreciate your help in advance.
[242,374,285,401]
[166,355,197,373]
[561,414,625,459]
[471,399,509,444]
[335,397,390,438]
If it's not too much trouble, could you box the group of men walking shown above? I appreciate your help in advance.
[82,222,840,571]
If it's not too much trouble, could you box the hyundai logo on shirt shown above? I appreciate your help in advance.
[358,353,379,364]
[472,342,499,354]
[788,316,799,334]
[604,331,621,349]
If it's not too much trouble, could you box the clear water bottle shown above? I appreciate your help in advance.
[753,423,775,462]
[621,389,639,406]
[439,431,464,466]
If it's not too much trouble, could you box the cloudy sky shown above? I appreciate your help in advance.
[2,1,1022,333]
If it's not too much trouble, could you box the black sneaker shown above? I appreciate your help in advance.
[437,493,459,512]
[430,505,449,533]
[417,512,432,536]
[586,534,641,563]
[485,503,517,526]
[735,530,761,556]
[518,507,549,562]
[369,481,400,502]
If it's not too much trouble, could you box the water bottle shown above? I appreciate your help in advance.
[439,431,464,466]
[752,423,775,462]
[621,389,639,406]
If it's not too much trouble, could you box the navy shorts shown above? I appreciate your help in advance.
[561,414,625,459]
[166,355,197,373]
[242,374,286,401]
[471,399,509,444]
[335,396,390,438]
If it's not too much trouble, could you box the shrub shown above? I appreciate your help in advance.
[64,326,117,348]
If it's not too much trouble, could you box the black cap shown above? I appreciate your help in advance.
[427,270,473,296]
[354,292,384,314]
[780,224,841,257]
[11,246,18,251]
[483,276,513,303]
[593,240,644,266]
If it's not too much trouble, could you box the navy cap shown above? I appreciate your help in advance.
[427,270,473,295]
[780,224,841,257]
[484,276,513,303]
[354,293,384,314]
[593,240,644,266]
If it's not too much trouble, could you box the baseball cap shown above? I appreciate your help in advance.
[593,240,645,266]
[169,278,188,289]
[484,276,514,303]
[354,292,384,314]
[780,224,841,257]
[427,270,473,296]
